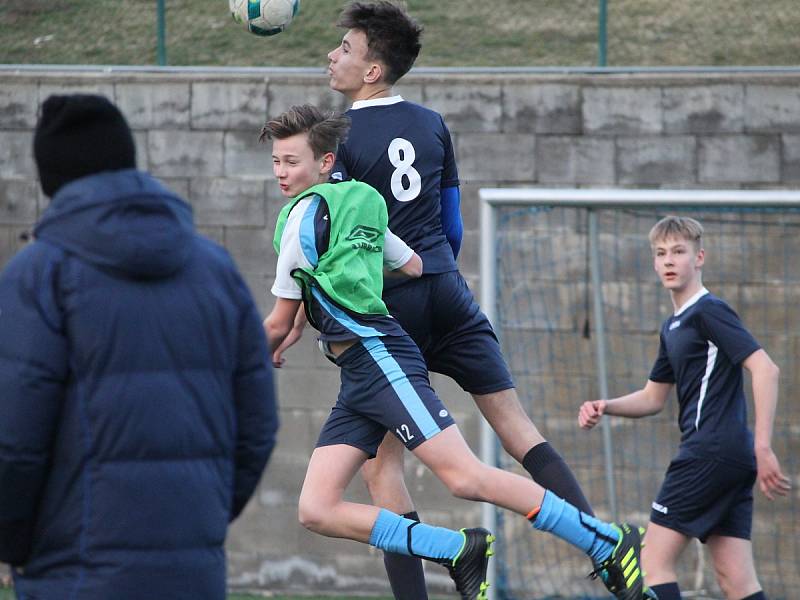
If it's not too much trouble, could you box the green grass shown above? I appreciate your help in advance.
[229,596,391,600]
[0,589,392,600]
[0,0,798,67]
[228,595,393,600]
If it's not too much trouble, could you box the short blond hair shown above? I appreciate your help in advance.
[649,215,704,250]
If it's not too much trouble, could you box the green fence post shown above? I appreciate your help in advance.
[157,0,167,66]
[598,0,607,66]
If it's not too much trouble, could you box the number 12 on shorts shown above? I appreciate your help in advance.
[395,423,415,443]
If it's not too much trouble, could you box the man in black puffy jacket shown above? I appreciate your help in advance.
[0,94,278,599]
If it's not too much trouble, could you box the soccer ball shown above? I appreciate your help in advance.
[229,0,300,36]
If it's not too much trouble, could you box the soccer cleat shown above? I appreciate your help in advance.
[587,523,656,600]
[440,527,495,600]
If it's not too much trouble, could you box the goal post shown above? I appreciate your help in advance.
[479,188,800,599]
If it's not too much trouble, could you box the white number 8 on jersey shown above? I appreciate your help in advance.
[388,138,422,202]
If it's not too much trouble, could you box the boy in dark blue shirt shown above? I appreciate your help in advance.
[579,216,791,600]
[325,3,595,596]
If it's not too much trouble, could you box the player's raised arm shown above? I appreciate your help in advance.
[743,348,791,500]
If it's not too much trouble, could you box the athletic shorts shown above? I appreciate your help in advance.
[382,271,514,395]
[316,335,456,457]
[650,456,757,542]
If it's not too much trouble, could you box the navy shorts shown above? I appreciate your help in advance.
[316,335,456,457]
[650,456,757,542]
[382,271,514,395]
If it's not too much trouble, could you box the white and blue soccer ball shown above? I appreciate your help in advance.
[229,0,300,36]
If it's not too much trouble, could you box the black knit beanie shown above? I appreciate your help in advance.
[33,94,136,197]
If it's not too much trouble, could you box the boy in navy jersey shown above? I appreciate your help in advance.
[262,104,652,600]
[325,3,596,597]
[579,216,791,600]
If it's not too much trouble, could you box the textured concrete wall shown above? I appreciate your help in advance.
[1,69,799,597]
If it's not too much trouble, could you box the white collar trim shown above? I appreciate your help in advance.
[674,287,709,316]
[351,95,404,110]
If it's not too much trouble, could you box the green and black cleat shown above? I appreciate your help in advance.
[441,527,495,600]
[588,523,658,600]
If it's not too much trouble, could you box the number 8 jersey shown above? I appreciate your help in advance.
[332,96,460,284]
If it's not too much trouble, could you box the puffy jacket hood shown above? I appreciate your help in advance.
[34,169,194,278]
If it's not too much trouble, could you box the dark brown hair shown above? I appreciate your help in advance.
[338,1,422,85]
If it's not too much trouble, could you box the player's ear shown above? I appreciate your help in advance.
[319,151,335,174]
[363,62,383,85]
[695,247,705,268]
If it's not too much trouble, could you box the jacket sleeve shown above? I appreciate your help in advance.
[0,246,68,565]
[230,273,278,521]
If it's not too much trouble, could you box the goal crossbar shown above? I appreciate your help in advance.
[479,187,800,207]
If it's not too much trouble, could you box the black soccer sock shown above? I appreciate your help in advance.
[382,511,429,600]
[740,592,767,600]
[650,582,682,600]
[522,441,594,516]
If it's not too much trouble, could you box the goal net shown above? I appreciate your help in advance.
[479,188,800,599]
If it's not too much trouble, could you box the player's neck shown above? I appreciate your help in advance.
[350,84,393,103]
[669,279,704,312]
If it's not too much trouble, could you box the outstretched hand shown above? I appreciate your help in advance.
[755,446,792,500]
[578,400,606,429]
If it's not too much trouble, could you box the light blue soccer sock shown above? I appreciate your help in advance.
[369,508,464,562]
[531,490,618,563]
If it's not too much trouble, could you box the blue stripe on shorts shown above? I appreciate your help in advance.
[361,337,441,440]
[311,288,384,338]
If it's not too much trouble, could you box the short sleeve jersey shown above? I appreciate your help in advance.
[649,288,760,466]
[272,181,408,342]
[332,96,459,284]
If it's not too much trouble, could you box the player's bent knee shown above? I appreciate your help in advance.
[297,497,327,533]
[441,470,484,500]
[297,510,324,533]
[432,458,496,501]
